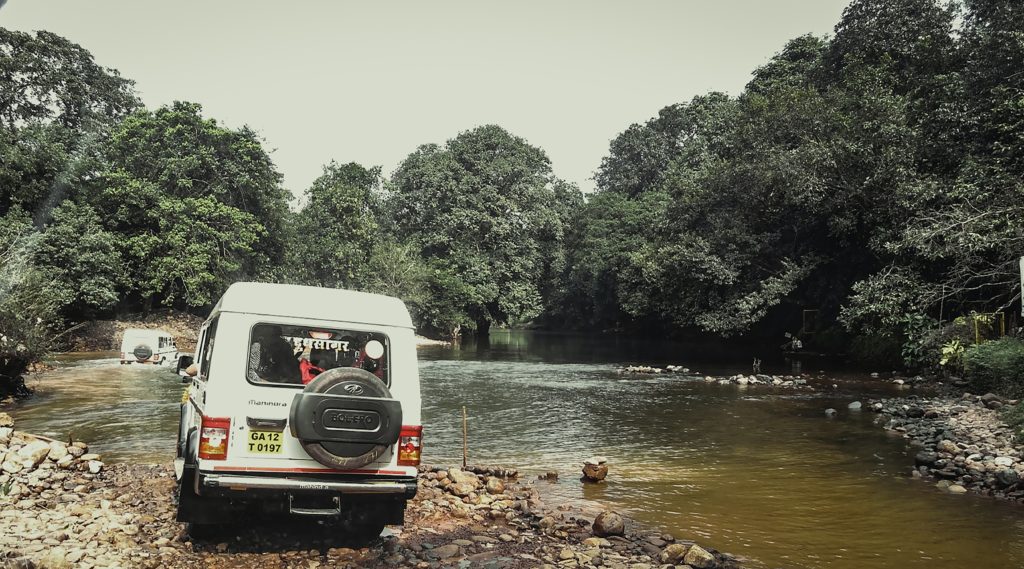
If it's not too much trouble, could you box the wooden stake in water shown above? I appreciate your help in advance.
[462,406,468,468]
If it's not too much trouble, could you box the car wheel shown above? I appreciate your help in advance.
[292,367,399,469]
[344,511,386,545]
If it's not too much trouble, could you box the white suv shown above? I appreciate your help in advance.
[175,282,422,541]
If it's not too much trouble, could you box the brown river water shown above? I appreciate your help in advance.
[11,330,1024,569]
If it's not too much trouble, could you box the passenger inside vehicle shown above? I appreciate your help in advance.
[247,324,301,384]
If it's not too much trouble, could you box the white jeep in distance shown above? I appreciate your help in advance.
[175,282,422,541]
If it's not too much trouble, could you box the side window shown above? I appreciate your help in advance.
[198,318,219,381]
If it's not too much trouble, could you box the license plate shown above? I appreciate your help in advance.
[247,430,283,454]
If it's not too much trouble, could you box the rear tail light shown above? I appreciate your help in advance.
[198,416,231,460]
[397,425,422,466]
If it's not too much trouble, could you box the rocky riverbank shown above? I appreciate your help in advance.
[1,413,743,569]
[869,393,1024,501]
[621,365,816,390]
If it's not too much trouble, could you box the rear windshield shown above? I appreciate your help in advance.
[246,323,389,387]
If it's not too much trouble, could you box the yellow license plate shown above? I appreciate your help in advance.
[247,430,283,454]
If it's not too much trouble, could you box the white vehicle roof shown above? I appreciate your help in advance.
[122,328,173,339]
[210,282,414,329]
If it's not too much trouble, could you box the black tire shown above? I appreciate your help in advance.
[297,367,396,469]
[133,344,153,361]
[185,522,221,541]
[344,511,387,545]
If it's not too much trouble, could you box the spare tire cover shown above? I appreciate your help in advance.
[295,367,399,469]
[133,344,153,361]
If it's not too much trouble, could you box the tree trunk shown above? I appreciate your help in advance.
[475,318,491,337]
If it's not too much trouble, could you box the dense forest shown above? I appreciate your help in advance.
[2,0,1023,394]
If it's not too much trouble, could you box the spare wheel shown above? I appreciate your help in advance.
[289,367,402,469]
[133,344,153,361]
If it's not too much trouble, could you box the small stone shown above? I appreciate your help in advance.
[430,540,458,560]
[47,442,69,462]
[0,413,13,427]
[825,408,837,417]
[948,484,968,494]
[485,477,505,495]
[659,543,689,564]
[88,460,103,474]
[848,401,862,410]
[558,548,575,560]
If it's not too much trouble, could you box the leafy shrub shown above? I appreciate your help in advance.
[849,332,903,369]
[963,337,1024,398]
[1003,402,1024,443]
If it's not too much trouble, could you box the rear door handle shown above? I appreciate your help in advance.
[247,417,287,431]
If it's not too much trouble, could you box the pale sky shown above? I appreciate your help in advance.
[0,0,852,197]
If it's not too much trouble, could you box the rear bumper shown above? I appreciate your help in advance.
[198,471,417,497]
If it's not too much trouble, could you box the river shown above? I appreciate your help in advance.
[11,330,1024,569]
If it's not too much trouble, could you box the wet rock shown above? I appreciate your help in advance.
[592,511,625,537]
[948,484,968,494]
[848,401,862,410]
[825,408,837,418]
[582,456,609,482]
[0,412,13,427]
[906,407,925,418]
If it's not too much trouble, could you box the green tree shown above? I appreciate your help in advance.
[0,28,139,130]
[288,162,380,289]
[90,102,291,310]
[387,125,568,335]
[32,200,124,319]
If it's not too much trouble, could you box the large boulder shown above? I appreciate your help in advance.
[17,440,51,467]
[448,469,480,489]
[592,511,625,537]
[683,544,718,568]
